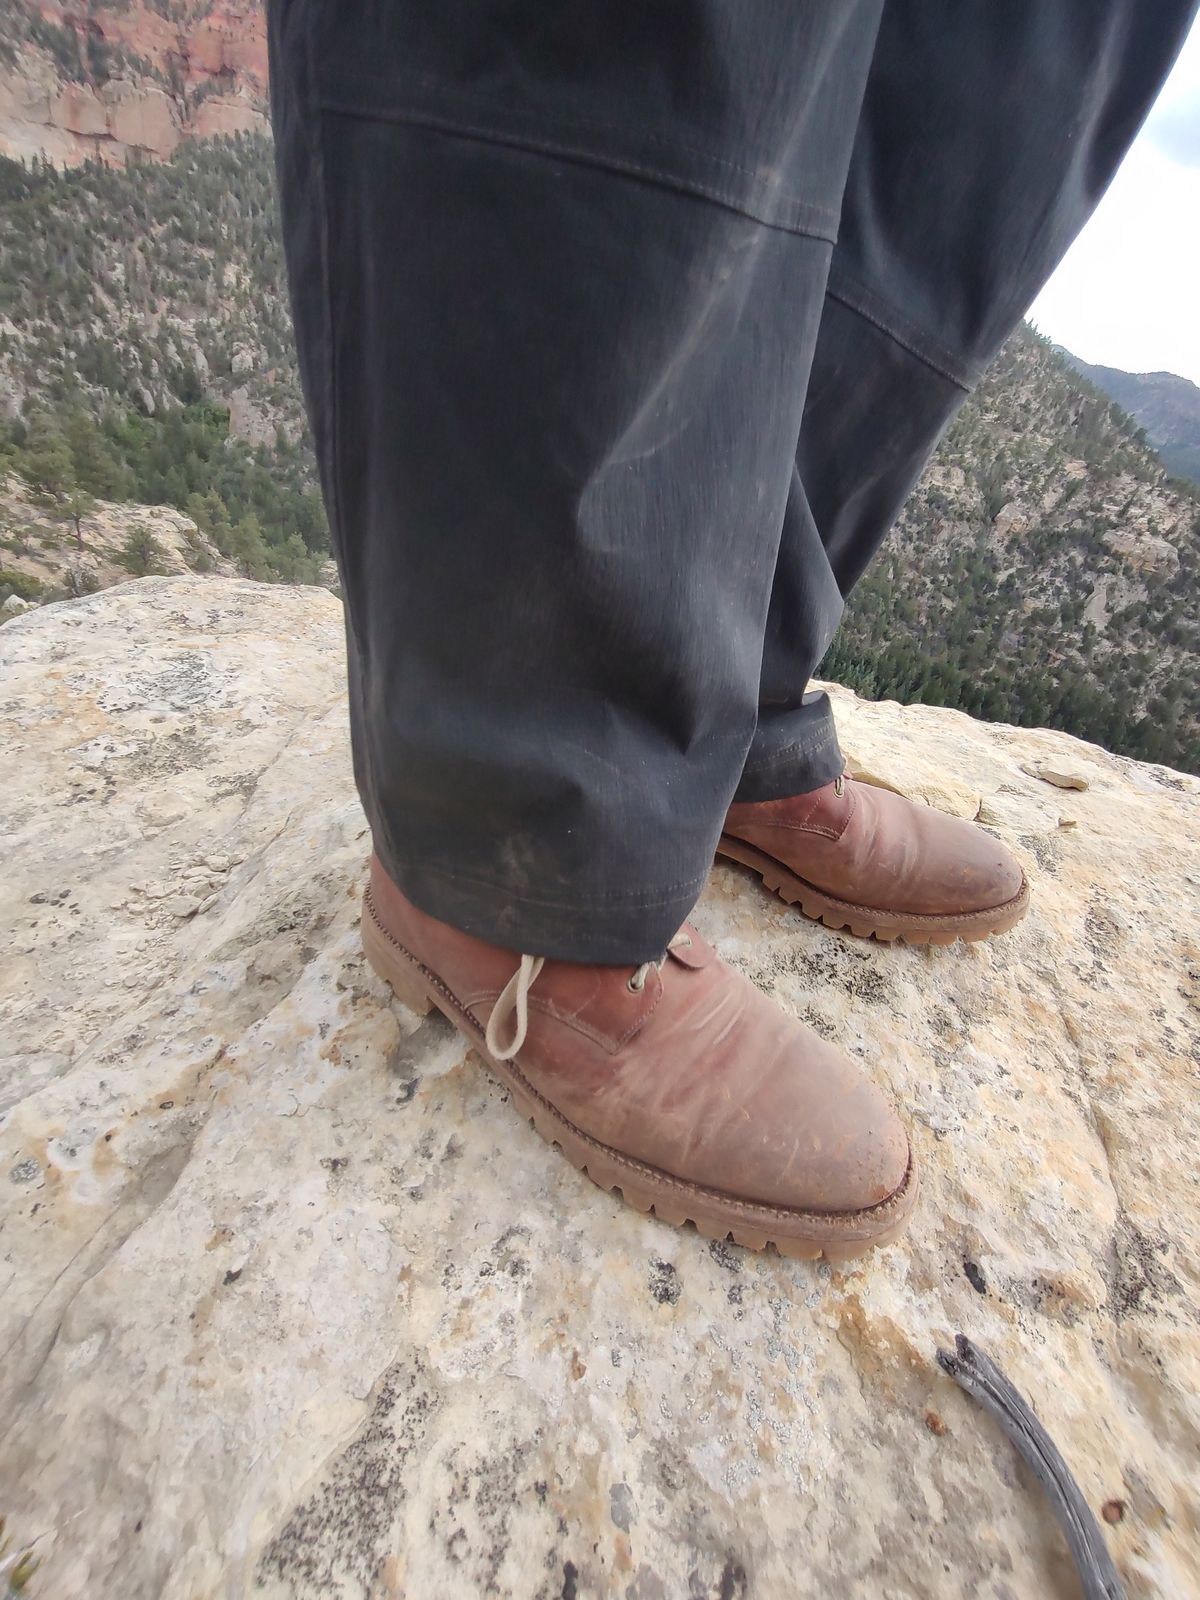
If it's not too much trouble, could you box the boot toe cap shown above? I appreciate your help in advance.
[908,807,1027,917]
[737,1035,913,1217]
[784,1078,912,1216]
[953,824,1027,913]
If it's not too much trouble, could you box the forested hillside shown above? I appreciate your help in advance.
[826,331,1200,771]
[1,134,1196,772]
[0,133,324,582]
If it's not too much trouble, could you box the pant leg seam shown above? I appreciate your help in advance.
[316,92,842,245]
[826,268,977,391]
[322,65,834,196]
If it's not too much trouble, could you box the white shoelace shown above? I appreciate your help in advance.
[483,933,693,1062]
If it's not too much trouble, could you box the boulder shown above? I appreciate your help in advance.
[1021,759,1093,791]
[53,83,109,140]
[991,501,1027,539]
[1,577,1197,1599]
[104,81,180,161]
[1103,528,1182,579]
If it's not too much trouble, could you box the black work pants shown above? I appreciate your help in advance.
[268,1,1195,962]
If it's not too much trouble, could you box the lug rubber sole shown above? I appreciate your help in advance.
[716,835,1030,945]
[361,890,918,1261]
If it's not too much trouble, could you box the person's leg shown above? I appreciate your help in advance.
[268,0,919,1259]
[268,0,885,965]
[723,0,1198,942]
[741,0,1199,799]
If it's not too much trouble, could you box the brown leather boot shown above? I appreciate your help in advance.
[721,774,1029,944]
[362,856,917,1259]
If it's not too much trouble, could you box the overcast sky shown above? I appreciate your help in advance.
[1029,20,1200,386]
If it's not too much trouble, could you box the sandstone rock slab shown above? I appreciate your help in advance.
[1021,759,1093,791]
[1,578,1198,1599]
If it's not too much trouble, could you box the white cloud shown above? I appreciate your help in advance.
[1030,20,1200,384]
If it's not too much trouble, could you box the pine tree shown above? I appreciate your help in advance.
[119,523,167,576]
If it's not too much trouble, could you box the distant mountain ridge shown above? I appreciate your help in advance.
[1061,352,1200,485]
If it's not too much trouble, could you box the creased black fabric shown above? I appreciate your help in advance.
[269,0,1197,961]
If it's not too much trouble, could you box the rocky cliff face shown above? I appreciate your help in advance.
[2,578,1198,1598]
[0,472,233,608]
[0,1,267,167]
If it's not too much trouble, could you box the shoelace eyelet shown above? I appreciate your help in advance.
[627,972,646,994]
[834,774,846,798]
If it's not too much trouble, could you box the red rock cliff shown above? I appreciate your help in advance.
[0,1,268,166]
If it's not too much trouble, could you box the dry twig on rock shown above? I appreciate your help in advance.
[937,1334,1126,1600]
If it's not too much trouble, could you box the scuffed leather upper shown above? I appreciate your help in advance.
[369,858,908,1216]
[725,777,1025,917]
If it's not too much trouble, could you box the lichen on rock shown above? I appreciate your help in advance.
[1,577,1197,1598]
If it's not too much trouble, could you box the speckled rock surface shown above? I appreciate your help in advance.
[2,577,1198,1600]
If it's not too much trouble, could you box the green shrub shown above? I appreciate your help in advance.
[0,567,42,599]
[118,524,167,576]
